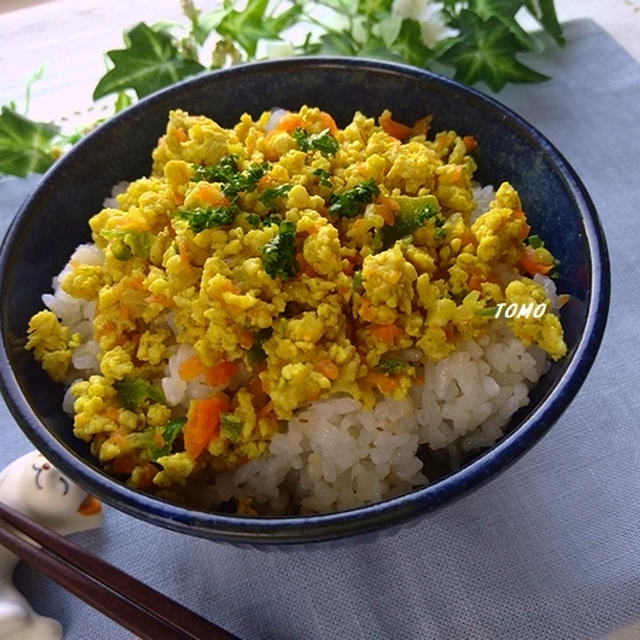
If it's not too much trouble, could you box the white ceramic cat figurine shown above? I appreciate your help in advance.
[0,451,103,640]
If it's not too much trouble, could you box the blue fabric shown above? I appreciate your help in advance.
[1,19,639,639]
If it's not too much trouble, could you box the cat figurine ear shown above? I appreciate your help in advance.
[0,451,103,640]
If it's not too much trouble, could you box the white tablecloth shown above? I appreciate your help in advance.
[1,17,639,640]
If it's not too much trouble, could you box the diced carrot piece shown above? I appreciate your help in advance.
[319,110,339,136]
[105,406,120,422]
[112,455,136,474]
[144,294,176,308]
[275,112,303,133]
[360,297,373,322]
[204,360,236,387]
[444,324,456,342]
[379,111,412,141]
[374,202,395,226]
[368,371,398,395]
[179,354,204,382]
[316,358,339,380]
[184,394,229,459]
[170,126,188,143]
[521,247,554,276]
[256,400,275,419]
[370,324,400,345]
[76,494,102,515]
[462,135,477,151]
[178,240,191,270]
[237,329,254,349]
[296,253,318,277]
[193,184,229,207]
[135,462,159,490]
[114,217,150,232]
[467,273,483,291]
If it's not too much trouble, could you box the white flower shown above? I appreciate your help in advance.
[391,0,457,48]
[259,40,295,60]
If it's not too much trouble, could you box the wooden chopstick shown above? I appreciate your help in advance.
[0,500,239,640]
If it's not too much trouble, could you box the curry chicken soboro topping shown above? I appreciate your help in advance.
[26,106,566,498]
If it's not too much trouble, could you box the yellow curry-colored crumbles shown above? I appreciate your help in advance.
[26,105,566,501]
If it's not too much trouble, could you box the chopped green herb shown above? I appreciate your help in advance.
[328,178,380,218]
[263,214,283,227]
[192,155,270,200]
[246,328,272,367]
[220,414,243,443]
[376,358,412,375]
[192,154,238,183]
[258,183,292,209]
[291,127,339,157]
[99,229,153,260]
[244,212,262,228]
[174,205,236,232]
[474,306,500,317]
[149,417,187,461]
[526,234,544,249]
[114,377,165,412]
[352,270,363,292]
[380,195,442,249]
[313,167,333,188]
[261,221,298,280]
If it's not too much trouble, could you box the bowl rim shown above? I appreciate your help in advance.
[0,56,611,545]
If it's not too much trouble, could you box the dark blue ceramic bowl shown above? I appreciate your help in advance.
[0,58,609,546]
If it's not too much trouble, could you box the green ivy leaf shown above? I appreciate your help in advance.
[93,23,205,100]
[216,0,277,57]
[0,106,59,177]
[191,8,228,46]
[525,0,566,46]
[372,14,403,49]
[357,0,393,16]
[437,10,548,91]
[358,36,405,63]
[391,19,433,68]
[469,0,540,52]
[317,31,357,56]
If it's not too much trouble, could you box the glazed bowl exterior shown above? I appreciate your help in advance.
[0,58,609,545]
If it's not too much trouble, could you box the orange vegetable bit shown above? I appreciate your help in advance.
[319,110,339,136]
[512,209,531,240]
[184,394,230,459]
[379,110,412,141]
[372,201,395,226]
[203,360,236,387]
[274,112,303,133]
[178,240,191,271]
[104,406,120,422]
[135,462,160,490]
[178,354,205,382]
[112,455,137,475]
[521,246,554,276]
[144,293,176,308]
[370,324,400,345]
[315,358,339,380]
[193,183,229,207]
[296,252,318,278]
[256,400,275,420]
[368,371,398,395]
[462,135,478,151]
[359,297,374,322]
[467,273,483,292]
[169,125,188,143]
[444,324,456,343]
[237,329,254,349]
[113,216,150,232]
[76,494,102,516]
